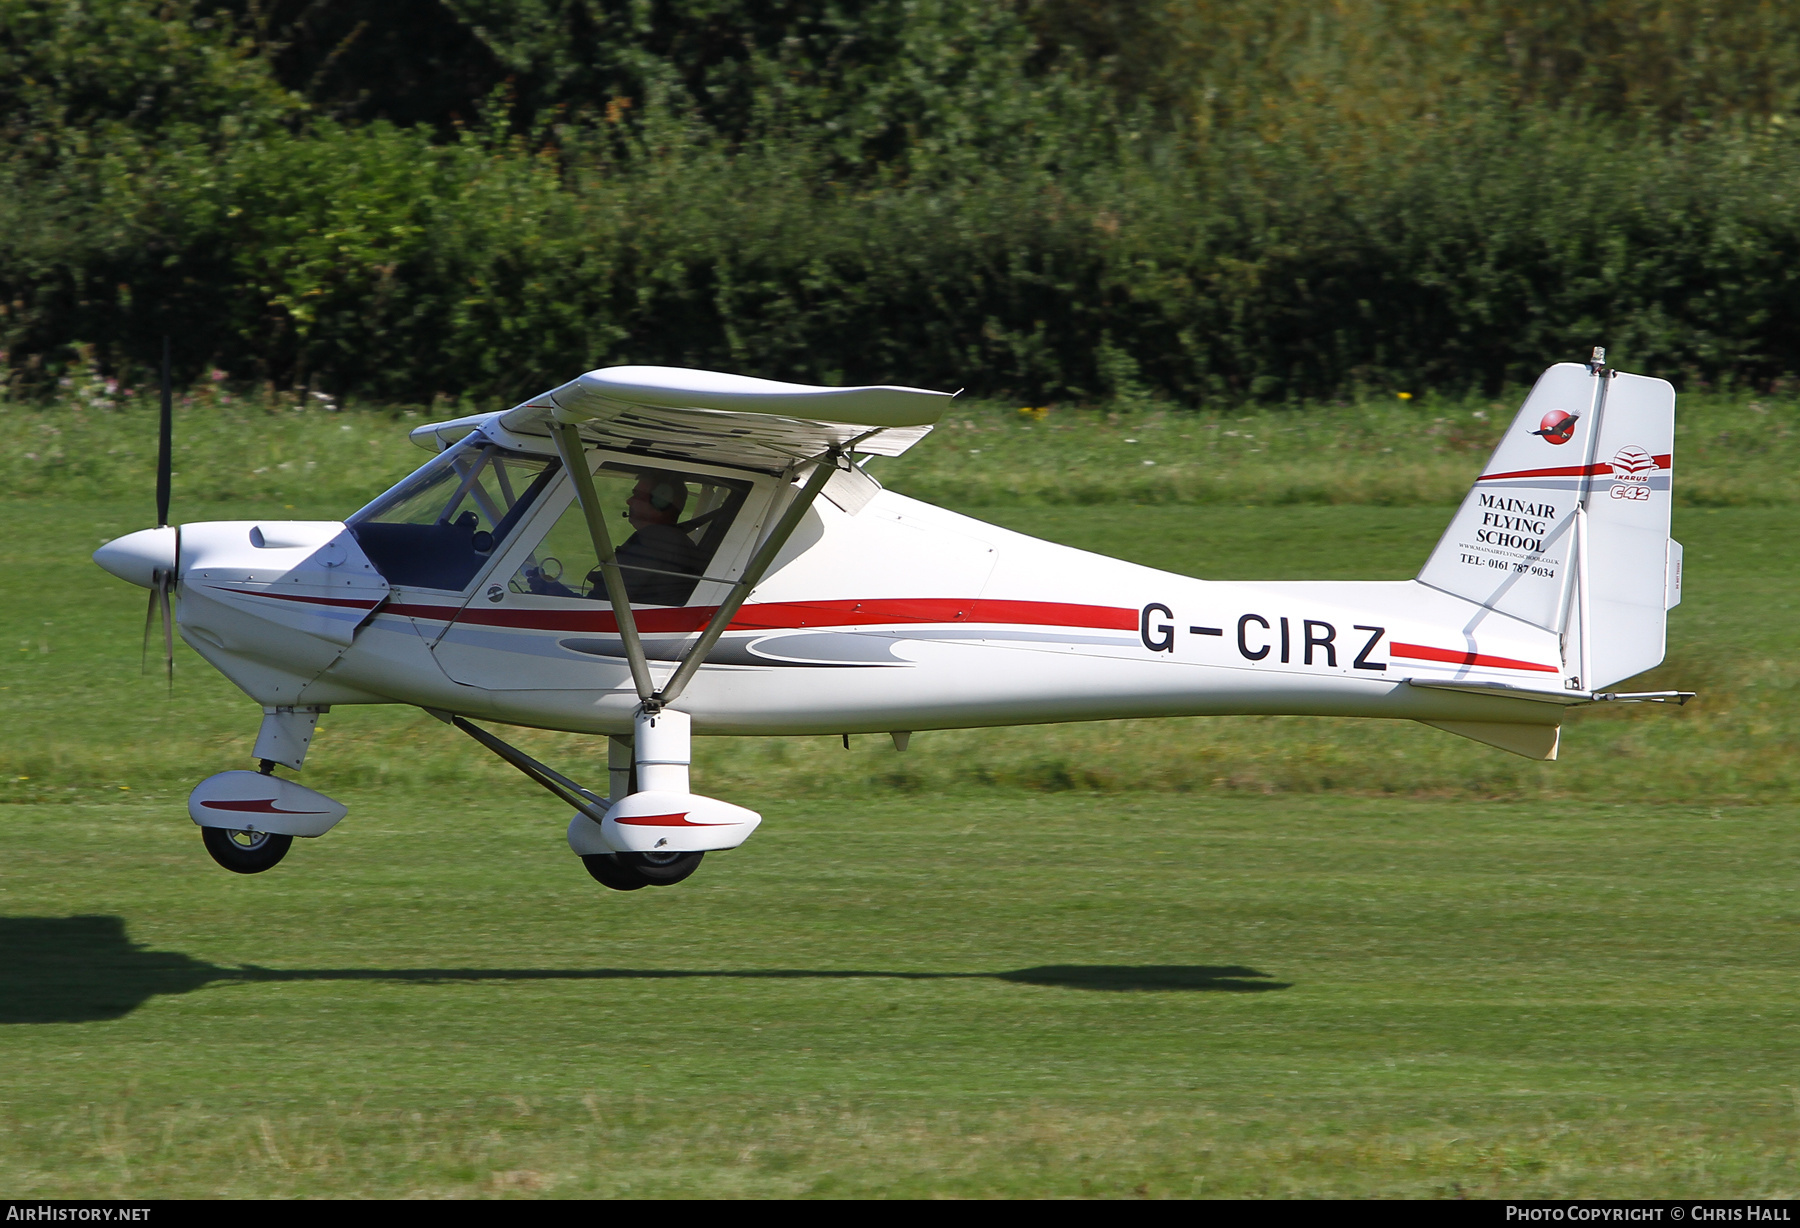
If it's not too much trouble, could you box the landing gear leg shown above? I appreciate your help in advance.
[438,713,743,892]
[436,714,647,891]
[189,708,341,874]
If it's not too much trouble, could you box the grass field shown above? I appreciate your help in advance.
[8,383,1799,511]
[2,400,1797,1197]
[4,792,1798,1198]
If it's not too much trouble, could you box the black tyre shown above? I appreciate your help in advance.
[582,853,648,891]
[618,850,704,886]
[201,827,293,874]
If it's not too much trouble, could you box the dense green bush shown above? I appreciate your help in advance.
[5,1,1800,405]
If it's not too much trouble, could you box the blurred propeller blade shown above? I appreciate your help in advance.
[141,565,176,688]
[140,582,158,675]
[156,335,172,528]
[164,525,179,684]
[144,341,178,690]
[158,568,174,689]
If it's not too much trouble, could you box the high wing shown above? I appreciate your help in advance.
[410,365,954,471]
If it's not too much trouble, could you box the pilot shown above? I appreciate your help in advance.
[587,473,703,605]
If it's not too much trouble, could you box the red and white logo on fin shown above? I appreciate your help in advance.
[1530,409,1579,444]
[1610,446,1657,478]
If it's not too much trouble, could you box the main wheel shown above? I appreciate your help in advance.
[201,827,293,874]
[582,853,648,891]
[618,850,704,886]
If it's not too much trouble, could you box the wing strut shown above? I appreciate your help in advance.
[552,418,849,710]
[551,421,656,702]
[653,448,844,707]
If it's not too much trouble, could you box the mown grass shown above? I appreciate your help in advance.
[3,791,1799,1197]
[6,382,1799,511]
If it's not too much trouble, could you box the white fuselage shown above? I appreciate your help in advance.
[164,450,1569,739]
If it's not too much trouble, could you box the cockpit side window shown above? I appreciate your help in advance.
[349,438,558,591]
[510,463,752,607]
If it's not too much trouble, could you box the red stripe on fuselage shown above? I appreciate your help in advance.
[1477,454,1670,483]
[1389,641,1559,673]
[219,587,1559,676]
[383,597,1140,635]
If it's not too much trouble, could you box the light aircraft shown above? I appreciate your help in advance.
[94,348,1689,889]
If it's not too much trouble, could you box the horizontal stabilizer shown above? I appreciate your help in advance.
[1405,678,1592,706]
[1419,720,1561,760]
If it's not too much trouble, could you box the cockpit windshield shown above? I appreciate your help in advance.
[348,438,558,591]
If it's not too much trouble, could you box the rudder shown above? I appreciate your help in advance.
[1583,370,1677,689]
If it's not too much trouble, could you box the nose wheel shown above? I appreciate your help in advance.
[581,850,704,891]
[201,827,293,874]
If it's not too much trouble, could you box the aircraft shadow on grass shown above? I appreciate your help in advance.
[1,916,1291,1024]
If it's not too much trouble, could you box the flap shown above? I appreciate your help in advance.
[822,462,883,515]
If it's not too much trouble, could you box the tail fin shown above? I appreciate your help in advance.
[1418,359,1679,691]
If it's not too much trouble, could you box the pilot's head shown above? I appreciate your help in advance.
[627,474,687,530]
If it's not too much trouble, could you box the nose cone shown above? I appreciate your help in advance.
[93,526,178,589]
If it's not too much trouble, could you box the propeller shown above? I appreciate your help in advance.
[142,336,178,687]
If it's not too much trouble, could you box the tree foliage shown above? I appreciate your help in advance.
[4,0,1800,403]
